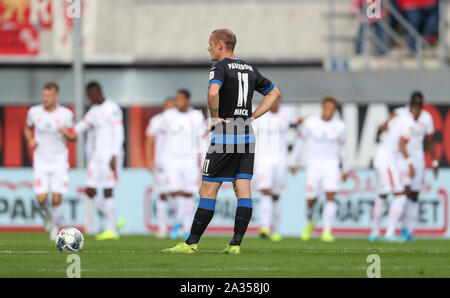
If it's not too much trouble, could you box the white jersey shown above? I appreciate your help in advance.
[26,104,74,165]
[75,98,124,160]
[290,114,348,172]
[145,110,171,167]
[394,106,434,159]
[160,107,205,162]
[254,106,296,164]
[376,113,414,161]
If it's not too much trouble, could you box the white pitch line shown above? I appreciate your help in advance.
[36,267,300,273]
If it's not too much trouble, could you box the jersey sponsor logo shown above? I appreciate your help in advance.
[209,71,214,80]
[233,108,249,116]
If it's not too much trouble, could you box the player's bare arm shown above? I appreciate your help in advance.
[208,83,229,131]
[399,137,415,178]
[24,125,38,149]
[59,127,78,142]
[109,155,117,171]
[145,135,156,172]
[426,134,439,178]
[339,137,350,182]
[251,87,281,120]
[377,112,396,138]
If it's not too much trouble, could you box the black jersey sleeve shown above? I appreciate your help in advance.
[208,61,226,88]
[254,68,275,95]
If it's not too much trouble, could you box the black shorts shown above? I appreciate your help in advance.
[202,152,254,182]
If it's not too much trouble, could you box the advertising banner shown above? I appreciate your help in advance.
[0,0,53,55]
[0,168,448,238]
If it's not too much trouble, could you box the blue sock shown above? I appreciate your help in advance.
[230,198,253,246]
[185,198,216,245]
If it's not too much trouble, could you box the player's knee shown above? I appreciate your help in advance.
[272,195,279,201]
[307,198,317,207]
[262,189,271,196]
[325,192,335,201]
[52,194,62,206]
[160,194,167,201]
[199,181,220,199]
[85,188,96,198]
[37,194,48,205]
[409,192,419,202]
[104,189,113,198]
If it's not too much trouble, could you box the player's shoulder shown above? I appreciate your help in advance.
[306,114,320,123]
[187,108,204,124]
[333,116,346,128]
[163,107,177,117]
[420,109,433,122]
[161,108,178,121]
[28,104,43,114]
[210,59,227,71]
[149,112,162,126]
[190,108,203,117]
[106,98,121,110]
[394,106,408,115]
[236,58,254,67]
[57,105,73,116]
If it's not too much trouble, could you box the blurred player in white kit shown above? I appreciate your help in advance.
[159,90,205,239]
[289,96,349,242]
[254,95,297,241]
[24,82,74,240]
[60,82,125,240]
[369,101,416,242]
[145,97,176,238]
[371,92,438,242]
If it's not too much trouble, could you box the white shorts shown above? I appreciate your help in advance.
[165,159,201,194]
[397,157,425,192]
[86,155,123,189]
[374,152,405,194]
[255,162,287,195]
[153,163,169,195]
[305,165,341,199]
[33,162,69,195]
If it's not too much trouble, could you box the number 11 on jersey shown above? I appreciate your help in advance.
[237,72,249,107]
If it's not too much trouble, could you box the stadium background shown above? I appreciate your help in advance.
[0,0,449,238]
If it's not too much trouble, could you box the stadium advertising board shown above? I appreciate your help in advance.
[0,168,448,238]
[0,103,449,168]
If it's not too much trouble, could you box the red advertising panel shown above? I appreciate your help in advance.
[0,0,53,55]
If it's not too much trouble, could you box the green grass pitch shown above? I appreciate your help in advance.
[0,232,449,278]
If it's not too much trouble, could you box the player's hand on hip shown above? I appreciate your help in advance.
[210,117,229,132]
[110,155,117,171]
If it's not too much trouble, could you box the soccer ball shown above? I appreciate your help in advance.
[55,227,84,252]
